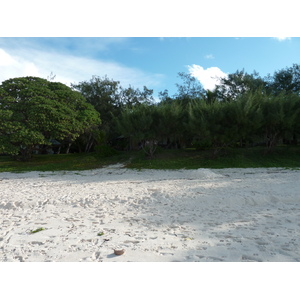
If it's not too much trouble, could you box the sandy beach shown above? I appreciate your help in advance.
[1,164,300,262]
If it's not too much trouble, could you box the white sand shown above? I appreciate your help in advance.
[1,164,300,262]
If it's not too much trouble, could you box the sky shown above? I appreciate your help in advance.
[0,37,299,100]
[1,1,299,102]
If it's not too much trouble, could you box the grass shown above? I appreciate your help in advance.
[126,146,300,170]
[0,152,130,173]
[1,146,300,173]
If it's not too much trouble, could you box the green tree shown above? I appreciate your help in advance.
[203,89,218,104]
[174,72,204,106]
[158,89,173,104]
[116,104,161,157]
[189,101,239,155]
[266,64,300,95]
[119,85,154,108]
[258,92,300,151]
[72,75,121,142]
[155,101,189,149]
[0,93,20,155]
[215,69,266,102]
[72,75,154,145]
[0,76,101,160]
[233,90,264,147]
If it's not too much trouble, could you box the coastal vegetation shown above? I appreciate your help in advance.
[1,64,300,170]
[1,146,300,172]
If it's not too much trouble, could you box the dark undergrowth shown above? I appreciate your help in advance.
[1,146,300,173]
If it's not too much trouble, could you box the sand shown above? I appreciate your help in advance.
[1,164,300,262]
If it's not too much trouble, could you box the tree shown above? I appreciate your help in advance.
[189,100,240,156]
[174,72,205,104]
[258,92,300,151]
[0,94,20,155]
[215,69,266,102]
[119,85,154,108]
[72,75,154,144]
[266,64,300,95]
[203,89,218,104]
[155,101,189,149]
[72,75,121,142]
[158,89,173,104]
[0,76,101,160]
[116,104,161,157]
[233,90,263,147]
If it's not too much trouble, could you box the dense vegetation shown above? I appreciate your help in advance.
[1,64,300,169]
[0,77,100,161]
[1,146,300,172]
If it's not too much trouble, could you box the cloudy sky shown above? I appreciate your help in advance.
[1,1,298,100]
[1,37,299,99]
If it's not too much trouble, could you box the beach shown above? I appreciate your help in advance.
[1,165,300,262]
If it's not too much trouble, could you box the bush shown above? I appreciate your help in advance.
[192,140,212,150]
[94,144,118,157]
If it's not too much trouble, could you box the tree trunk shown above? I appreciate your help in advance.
[19,147,33,161]
[85,133,94,153]
[141,140,158,158]
[265,131,279,153]
[66,143,72,154]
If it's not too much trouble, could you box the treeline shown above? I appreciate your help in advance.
[1,64,300,161]
[77,64,300,157]
[116,90,300,158]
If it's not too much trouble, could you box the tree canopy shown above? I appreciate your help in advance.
[0,76,101,160]
[1,64,300,161]
[72,75,154,144]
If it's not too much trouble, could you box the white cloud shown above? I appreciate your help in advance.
[0,48,17,66]
[273,37,291,41]
[204,54,214,59]
[187,64,227,91]
[0,46,164,90]
[0,48,41,79]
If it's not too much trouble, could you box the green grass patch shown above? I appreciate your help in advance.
[0,152,130,173]
[1,146,300,173]
[125,146,300,170]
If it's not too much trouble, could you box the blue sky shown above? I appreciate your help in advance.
[0,37,299,100]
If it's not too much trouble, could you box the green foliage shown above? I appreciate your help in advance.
[1,147,300,172]
[116,104,160,157]
[2,64,300,166]
[95,144,118,157]
[72,75,154,145]
[0,77,101,160]
[174,72,204,101]
[214,69,266,102]
[127,147,300,169]
[0,152,130,173]
[233,90,264,145]
[156,101,190,148]
[258,92,300,151]
[266,64,300,95]
[72,76,121,137]
[189,101,239,155]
